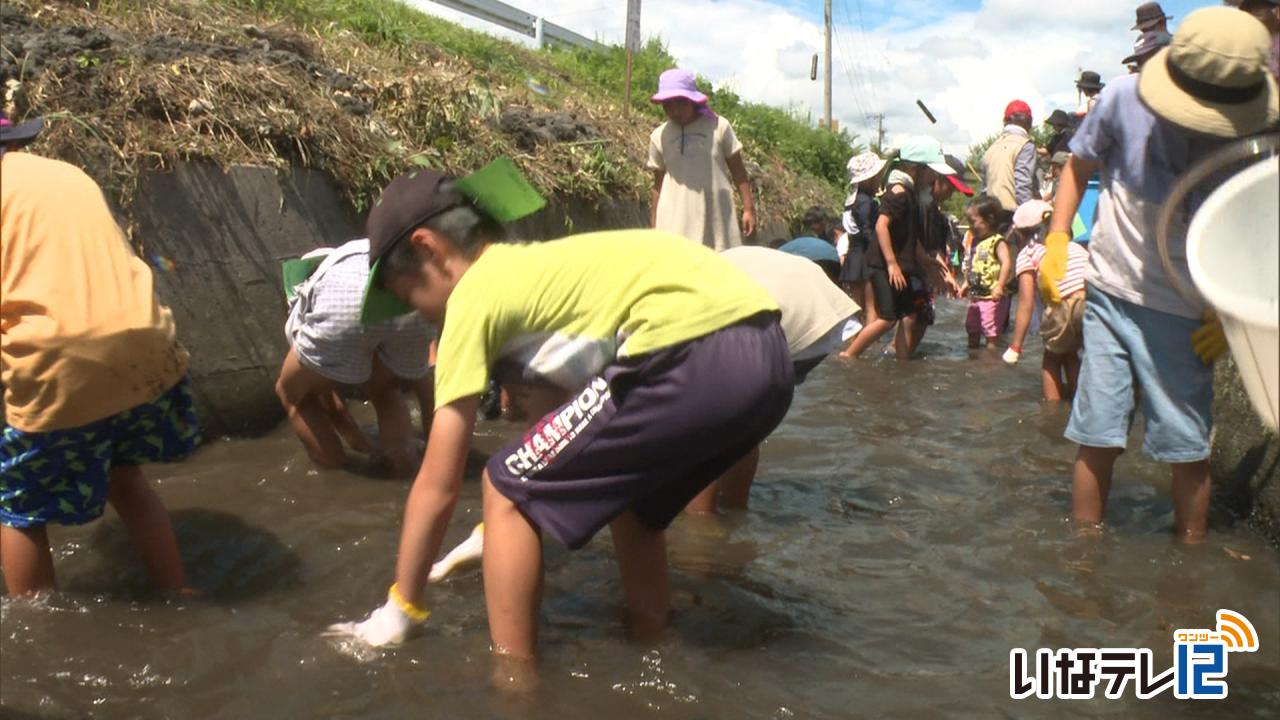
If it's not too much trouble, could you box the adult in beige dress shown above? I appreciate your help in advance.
[647,68,756,249]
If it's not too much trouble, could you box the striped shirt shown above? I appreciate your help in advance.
[1015,242,1089,298]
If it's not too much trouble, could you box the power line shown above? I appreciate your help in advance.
[830,24,865,110]
[836,0,882,140]
[849,0,883,113]
[838,0,879,114]
[830,24,868,124]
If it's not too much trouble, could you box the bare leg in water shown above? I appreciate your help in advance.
[0,524,55,596]
[684,445,761,514]
[106,465,186,590]
[842,283,896,358]
[1072,445,1210,542]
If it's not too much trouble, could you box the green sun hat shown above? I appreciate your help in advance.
[361,157,546,325]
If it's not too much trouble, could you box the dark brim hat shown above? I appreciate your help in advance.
[0,116,44,146]
[943,153,971,181]
[1122,49,1156,66]
[361,168,464,325]
[1076,71,1105,91]
[1045,109,1074,127]
[361,157,546,324]
[1133,2,1171,30]
[1123,30,1173,65]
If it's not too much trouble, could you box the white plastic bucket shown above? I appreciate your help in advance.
[1186,158,1279,430]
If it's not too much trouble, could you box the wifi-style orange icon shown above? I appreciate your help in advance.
[1217,610,1259,652]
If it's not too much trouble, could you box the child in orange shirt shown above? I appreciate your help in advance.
[1,116,197,595]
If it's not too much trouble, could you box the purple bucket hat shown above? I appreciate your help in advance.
[651,68,708,104]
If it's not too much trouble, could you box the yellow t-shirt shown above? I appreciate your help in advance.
[1,152,188,432]
[433,230,777,409]
[966,233,1008,300]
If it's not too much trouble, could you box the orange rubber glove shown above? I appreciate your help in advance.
[1192,310,1228,365]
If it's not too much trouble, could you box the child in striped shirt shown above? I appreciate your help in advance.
[1003,200,1089,401]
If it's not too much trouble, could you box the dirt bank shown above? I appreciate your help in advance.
[1211,359,1280,546]
[0,0,832,234]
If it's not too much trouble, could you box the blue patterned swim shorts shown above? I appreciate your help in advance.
[0,378,201,528]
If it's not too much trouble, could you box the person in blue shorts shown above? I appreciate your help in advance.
[1,116,198,595]
[1040,8,1277,539]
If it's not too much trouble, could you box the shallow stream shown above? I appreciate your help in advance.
[3,299,1277,719]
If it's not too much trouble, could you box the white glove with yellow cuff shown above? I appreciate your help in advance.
[325,583,429,647]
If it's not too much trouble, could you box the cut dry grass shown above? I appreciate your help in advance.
[2,0,836,235]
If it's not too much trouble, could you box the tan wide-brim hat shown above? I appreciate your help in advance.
[1138,6,1279,138]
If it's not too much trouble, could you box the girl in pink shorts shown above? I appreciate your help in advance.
[960,195,1012,349]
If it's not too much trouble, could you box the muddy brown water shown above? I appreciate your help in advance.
[3,299,1278,719]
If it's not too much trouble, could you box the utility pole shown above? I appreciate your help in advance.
[867,113,885,150]
[624,0,641,119]
[823,0,832,131]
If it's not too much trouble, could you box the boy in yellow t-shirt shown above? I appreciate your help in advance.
[327,167,793,659]
[1,117,198,596]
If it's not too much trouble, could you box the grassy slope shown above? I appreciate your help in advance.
[227,0,863,192]
[6,0,855,230]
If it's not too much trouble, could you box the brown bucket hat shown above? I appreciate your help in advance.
[1138,6,1279,138]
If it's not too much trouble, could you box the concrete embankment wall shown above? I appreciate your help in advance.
[138,161,788,438]
[135,163,362,437]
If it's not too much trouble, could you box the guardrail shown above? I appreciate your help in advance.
[427,0,603,51]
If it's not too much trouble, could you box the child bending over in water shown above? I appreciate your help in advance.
[686,245,859,513]
[1,118,198,596]
[276,239,435,477]
[1004,199,1089,400]
[419,245,857,579]
[327,165,792,660]
[960,195,1013,349]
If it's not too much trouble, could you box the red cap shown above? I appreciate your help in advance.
[1003,100,1032,122]
[946,174,974,196]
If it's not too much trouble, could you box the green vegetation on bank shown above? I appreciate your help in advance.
[555,40,863,190]
[227,0,529,72]
[226,0,860,193]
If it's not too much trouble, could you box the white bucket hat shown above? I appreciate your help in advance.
[1138,6,1279,138]
[1013,199,1054,230]
[846,151,887,186]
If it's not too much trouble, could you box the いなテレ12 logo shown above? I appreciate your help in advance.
[1009,609,1260,700]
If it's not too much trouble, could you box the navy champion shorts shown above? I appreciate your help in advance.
[486,313,794,549]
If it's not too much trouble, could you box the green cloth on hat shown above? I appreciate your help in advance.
[360,156,545,325]
[281,256,325,301]
[454,157,546,223]
[283,249,415,325]
[361,257,416,325]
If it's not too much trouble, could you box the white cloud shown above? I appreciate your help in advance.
[404,0,1181,156]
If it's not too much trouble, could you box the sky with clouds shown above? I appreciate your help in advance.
[407,0,1216,156]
